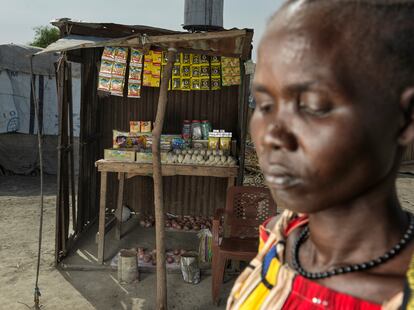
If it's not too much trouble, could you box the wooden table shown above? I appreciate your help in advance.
[95,159,238,264]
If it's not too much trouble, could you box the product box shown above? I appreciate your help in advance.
[104,149,136,162]
[135,152,168,163]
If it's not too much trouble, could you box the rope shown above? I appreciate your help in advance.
[30,55,45,310]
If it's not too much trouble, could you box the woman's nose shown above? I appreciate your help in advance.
[263,122,298,152]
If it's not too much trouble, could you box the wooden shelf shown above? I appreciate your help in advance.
[95,159,238,178]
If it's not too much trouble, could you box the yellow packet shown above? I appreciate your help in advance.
[200,54,209,64]
[152,74,160,87]
[210,55,220,64]
[200,78,210,90]
[191,65,201,78]
[211,64,221,78]
[152,63,161,75]
[181,78,191,91]
[181,65,191,77]
[172,78,181,90]
[211,78,221,90]
[200,65,210,77]
[191,78,201,90]
[191,54,200,65]
[152,51,162,64]
[181,53,191,64]
[142,72,152,87]
[172,65,181,77]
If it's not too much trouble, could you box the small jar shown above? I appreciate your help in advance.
[191,120,202,140]
[182,120,191,141]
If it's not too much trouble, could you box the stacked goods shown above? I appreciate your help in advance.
[137,247,188,267]
[128,48,143,98]
[221,57,241,86]
[98,46,241,94]
[98,47,129,96]
[165,148,237,166]
[139,214,213,232]
[143,50,162,87]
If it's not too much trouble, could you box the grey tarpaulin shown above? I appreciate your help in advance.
[0,44,81,174]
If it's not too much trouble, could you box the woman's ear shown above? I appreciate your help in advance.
[398,87,414,146]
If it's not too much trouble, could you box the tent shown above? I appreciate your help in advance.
[0,44,81,174]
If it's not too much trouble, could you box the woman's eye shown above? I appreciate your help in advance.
[298,93,331,116]
[257,101,273,114]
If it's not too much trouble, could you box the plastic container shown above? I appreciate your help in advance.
[182,120,192,141]
[191,120,202,140]
[201,120,212,140]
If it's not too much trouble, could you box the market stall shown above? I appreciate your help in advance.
[36,19,253,308]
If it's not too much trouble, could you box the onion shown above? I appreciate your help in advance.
[166,256,174,264]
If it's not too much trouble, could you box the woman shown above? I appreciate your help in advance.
[227,0,414,309]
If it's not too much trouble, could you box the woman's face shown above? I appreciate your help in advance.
[251,7,402,213]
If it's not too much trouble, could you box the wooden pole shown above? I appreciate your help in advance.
[152,47,177,310]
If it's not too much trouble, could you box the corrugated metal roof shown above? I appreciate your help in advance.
[37,20,253,59]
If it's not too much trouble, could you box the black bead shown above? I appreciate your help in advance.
[401,239,407,245]
[352,265,360,271]
[344,267,352,273]
[321,272,329,278]
[368,261,375,267]
[395,244,401,251]
[337,268,344,274]
[360,263,367,270]
[383,253,390,260]
[375,257,383,264]
[389,249,396,256]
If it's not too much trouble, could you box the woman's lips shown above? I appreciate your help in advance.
[263,165,302,189]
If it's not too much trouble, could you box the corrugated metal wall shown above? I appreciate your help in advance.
[78,48,245,223]
[403,143,414,163]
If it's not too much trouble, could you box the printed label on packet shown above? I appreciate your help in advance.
[130,48,143,65]
[129,66,142,80]
[112,62,127,77]
[102,46,115,61]
[110,77,125,96]
[128,82,141,98]
[100,60,114,75]
[114,47,128,63]
[98,76,111,92]
[181,78,191,91]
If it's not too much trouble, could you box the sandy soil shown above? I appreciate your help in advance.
[0,174,413,310]
[0,176,231,310]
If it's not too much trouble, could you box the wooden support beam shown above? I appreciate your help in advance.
[97,171,108,264]
[152,47,177,310]
[116,172,125,240]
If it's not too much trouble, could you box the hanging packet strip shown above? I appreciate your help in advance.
[102,46,116,61]
[114,47,128,63]
[100,60,114,75]
[112,62,127,77]
[221,57,241,86]
[110,77,124,96]
[129,66,142,81]
[130,48,143,65]
[98,76,111,92]
[128,82,141,98]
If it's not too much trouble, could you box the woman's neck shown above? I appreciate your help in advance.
[306,182,408,269]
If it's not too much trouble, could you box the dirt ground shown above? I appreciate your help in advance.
[0,171,413,310]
